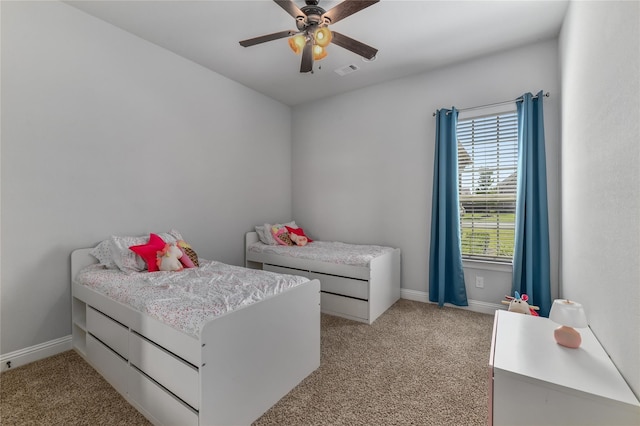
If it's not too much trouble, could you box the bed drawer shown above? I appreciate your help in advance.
[264,263,310,278]
[86,334,128,394]
[87,306,128,359]
[129,366,198,426]
[129,332,199,410]
[312,272,369,300]
[321,292,369,322]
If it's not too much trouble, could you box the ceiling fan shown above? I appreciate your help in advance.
[239,0,379,73]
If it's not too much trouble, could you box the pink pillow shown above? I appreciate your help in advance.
[129,233,166,272]
[178,247,194,267]
[176,240,198,268]
[271,226,293,246]
[178,248,195,268]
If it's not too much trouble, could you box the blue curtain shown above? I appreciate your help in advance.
[429,108,468,307]
[512,91,551,317]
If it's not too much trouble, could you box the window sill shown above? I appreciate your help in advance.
[462,259,513,273]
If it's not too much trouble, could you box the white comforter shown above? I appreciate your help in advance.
[247,240,394,267]
[75,260,309,337]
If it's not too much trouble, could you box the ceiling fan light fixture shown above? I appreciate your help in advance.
[239,0,380,73]
[312,45,327,60]
[314,26,332,47]
[288,34,306,54]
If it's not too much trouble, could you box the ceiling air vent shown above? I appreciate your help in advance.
[335,64,360,76]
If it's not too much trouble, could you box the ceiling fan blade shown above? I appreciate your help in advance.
[239,30,297,47]
[273,0,305,19]
[322,0,379,25]
[331,31,378,60]
[300,43,314,73]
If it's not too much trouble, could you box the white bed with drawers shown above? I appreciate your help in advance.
[71,248,320,426]
[245,231,401,324]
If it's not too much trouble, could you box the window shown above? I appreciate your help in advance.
[457,111,518,263]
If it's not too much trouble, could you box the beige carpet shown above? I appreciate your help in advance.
[0,347,150,425]
[1,299,494,425]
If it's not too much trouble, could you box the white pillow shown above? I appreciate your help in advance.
[110,234,148,272]
[156,229,183,244]
[89,239,117,269]
[255,225,268,244]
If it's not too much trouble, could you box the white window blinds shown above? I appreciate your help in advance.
[457,111,518,262]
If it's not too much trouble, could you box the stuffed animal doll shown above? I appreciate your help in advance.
[157,243,184,272]
[289,232,308,246]
[286,226,312,246]
[501,291,540,316]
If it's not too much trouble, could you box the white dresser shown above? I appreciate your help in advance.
[489,310,640,425]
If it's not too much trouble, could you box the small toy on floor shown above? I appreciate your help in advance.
[502,291,539,316]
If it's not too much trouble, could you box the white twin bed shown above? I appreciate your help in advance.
[71,229,400,425]
[245,231,401,324]
[71,249,320,426]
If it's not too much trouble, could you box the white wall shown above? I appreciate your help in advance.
[292,40,561,309]
[559,1,639,396]
[0,1,292,355]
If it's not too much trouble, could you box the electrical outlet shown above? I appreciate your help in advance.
[475,276,484,288]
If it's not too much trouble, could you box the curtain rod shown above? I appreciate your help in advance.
[432,92,550,117]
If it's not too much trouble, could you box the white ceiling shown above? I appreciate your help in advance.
[65,0,569,106]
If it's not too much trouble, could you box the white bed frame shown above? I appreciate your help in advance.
[71,248,320,426]
[245,232,401,324]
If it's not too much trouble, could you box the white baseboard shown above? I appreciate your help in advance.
[401,288,430,303]
[401,289,504,316]
[0,335,72,372]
